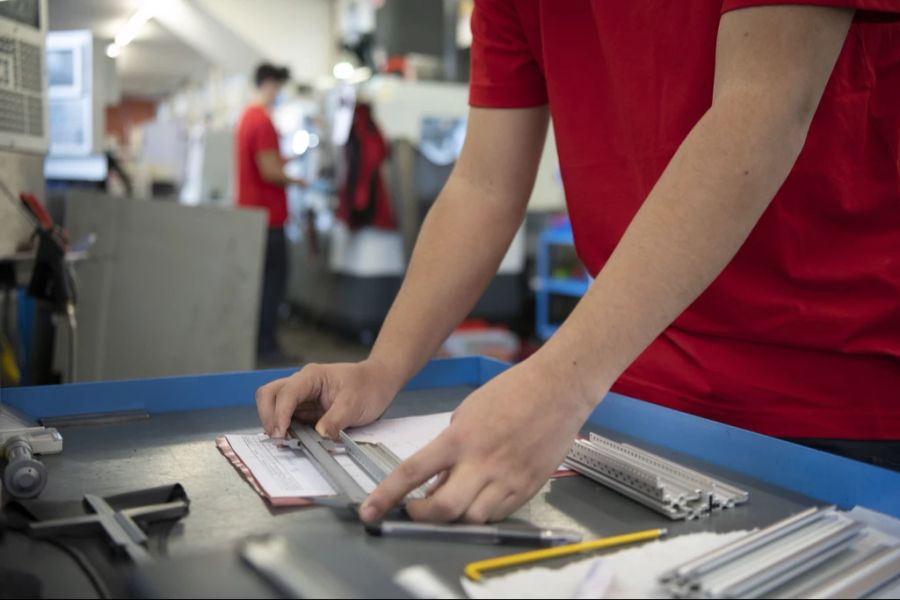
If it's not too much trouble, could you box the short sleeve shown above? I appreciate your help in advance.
[250,113,280,155]
[469,0,548,108]
[722,0,900,18]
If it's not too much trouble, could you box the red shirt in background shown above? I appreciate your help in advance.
[236,104,288,228]
[470,0,900,439]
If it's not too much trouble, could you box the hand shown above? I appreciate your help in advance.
[255,359,402,439]
[291,177,308,188]
[358,357,599,524]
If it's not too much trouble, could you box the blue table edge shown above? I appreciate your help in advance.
[2,355,897,517]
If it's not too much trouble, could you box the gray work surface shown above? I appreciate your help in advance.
[0,385,819,598]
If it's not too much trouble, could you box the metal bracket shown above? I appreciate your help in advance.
[28,492,190,564]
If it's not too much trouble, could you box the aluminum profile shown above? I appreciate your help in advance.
[659,506,900,599]
[565,433,749,520]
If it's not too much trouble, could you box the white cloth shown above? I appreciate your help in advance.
[461,530,750,600]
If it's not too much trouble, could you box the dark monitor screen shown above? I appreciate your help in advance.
[0,0,41,30]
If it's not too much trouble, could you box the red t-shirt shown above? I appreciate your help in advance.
[236,104,288,228]
[470,0,900,439]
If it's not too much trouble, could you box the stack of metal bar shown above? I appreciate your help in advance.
[565,432,748,520]
[659,506,900,599]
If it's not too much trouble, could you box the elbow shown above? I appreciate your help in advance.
[711,87,814,164]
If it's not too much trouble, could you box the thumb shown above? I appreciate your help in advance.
[315,402,351,440]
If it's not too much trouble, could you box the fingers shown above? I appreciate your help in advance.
[405,465,489,523]
[490,492,524,522]
[294,403,325,424]
[359,435,457,523]
[255,377,289,435]
[462,484,512,524]
[425,471,450,497]
[315,400,352,440]
[271,366,323,437]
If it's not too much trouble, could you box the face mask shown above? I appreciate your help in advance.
[273,91,286,107]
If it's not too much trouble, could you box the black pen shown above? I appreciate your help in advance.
[365,521,583,547]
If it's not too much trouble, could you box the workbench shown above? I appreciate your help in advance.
[2,357,898,598]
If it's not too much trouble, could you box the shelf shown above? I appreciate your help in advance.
[537,323,559,341]
[539,278,590,298]
[539,228,575,246]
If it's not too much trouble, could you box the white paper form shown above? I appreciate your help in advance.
[224,412,454,499]
[225,433,337,498]
[348,412,453,460]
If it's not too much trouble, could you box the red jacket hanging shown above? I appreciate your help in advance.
[337,103,396,230]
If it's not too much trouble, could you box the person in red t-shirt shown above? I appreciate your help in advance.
[237,63,306,363]
[257,2,900,522]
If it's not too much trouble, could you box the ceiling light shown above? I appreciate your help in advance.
[106,0,170,58]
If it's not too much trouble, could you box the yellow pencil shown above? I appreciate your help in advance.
[464,527,668,581]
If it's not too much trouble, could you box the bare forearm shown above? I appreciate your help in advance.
[257,150,304,187]
[369,172,526,389]
[534,3,852,407]
[262,170,303,187]
[538,97,811,404]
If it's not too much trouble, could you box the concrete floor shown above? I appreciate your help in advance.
[265,320,370,368]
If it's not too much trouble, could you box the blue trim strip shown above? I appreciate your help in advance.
[1,357,493,419]
[403,357,483,390]
[477,357,509,383]
[589,392,900,518]
[3,357,897,517]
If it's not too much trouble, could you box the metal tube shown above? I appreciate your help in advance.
[806,546,900,599]
[660,506,825,583]
[721,521,865,598]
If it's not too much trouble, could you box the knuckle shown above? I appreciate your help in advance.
[441,431,463,455]
[302,363,321,377]
[462,508,489,525]
[429,496,462,521]
[396,460,420,482]
[502,477,526,496]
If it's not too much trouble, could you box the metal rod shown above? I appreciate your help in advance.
[806,546,900,599]
[340,431,390,483]
[720,521,865,598]
[660,506,825,583]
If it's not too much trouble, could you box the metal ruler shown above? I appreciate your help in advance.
[272,425,426,508]
[565,432,748,520]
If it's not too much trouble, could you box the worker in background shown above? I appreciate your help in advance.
[237,63,306,365]
[257,2,900,522]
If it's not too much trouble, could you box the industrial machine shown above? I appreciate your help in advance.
[0,0,49,256]
[43,28,117,184]
[287,78,533,340]
[0,404,61,499]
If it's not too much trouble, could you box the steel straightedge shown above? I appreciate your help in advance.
[565,432,749,520]
[282,425,427,506]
